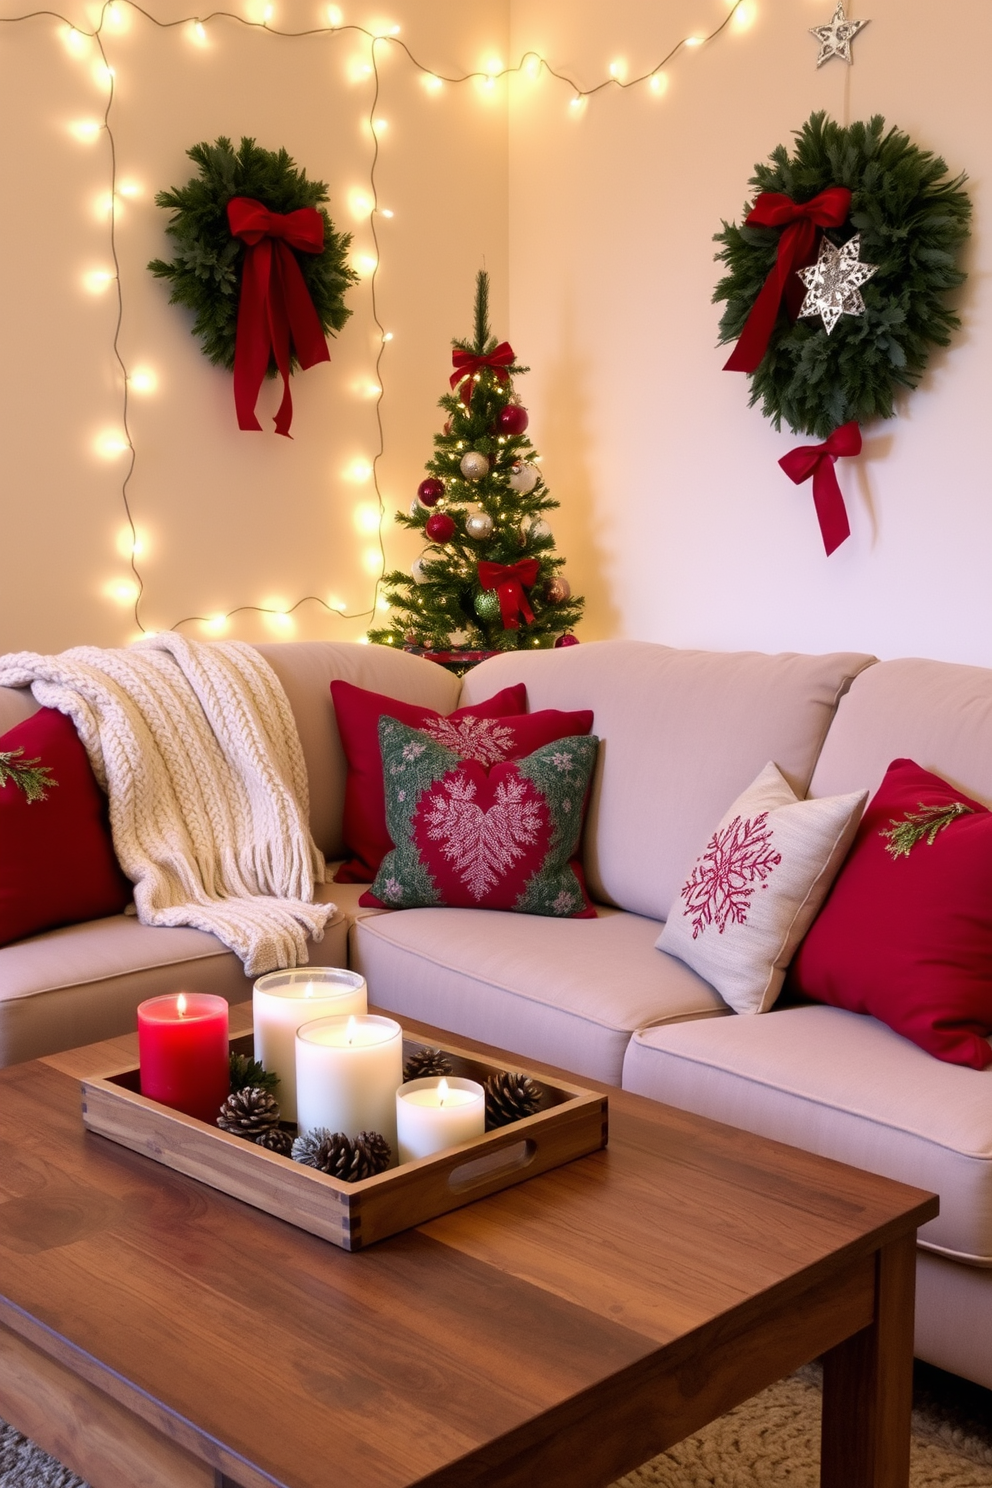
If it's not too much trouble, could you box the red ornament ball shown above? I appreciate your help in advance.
[425,511,456,544]
[555,633,580,648]
[417,478,445,508]
[497,404,529,436]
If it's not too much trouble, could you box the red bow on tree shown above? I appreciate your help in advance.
[779,420,862,556]
[478,559,539,630]
[723,187,852,374]
[226,196,330,437]
[450,343,515,405]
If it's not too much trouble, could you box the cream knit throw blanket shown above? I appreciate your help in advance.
[0,635,334,975]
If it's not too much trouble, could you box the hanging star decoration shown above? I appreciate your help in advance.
[810,3,869,66]
[797,233,878,334]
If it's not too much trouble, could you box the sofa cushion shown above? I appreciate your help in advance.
[0,885,348,1067]
[330,678,530,883]
[810,656,992,805]
[363,721,598,918]
[658,762,867,1015]
[792,759,992,1070]
[351,904,728,1085]
[461,641,875,921]
[1,708,132,948]
[622,1005,992,1264]
[252,642,462,860]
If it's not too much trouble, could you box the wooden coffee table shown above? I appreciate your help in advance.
[0,1005,937,1488]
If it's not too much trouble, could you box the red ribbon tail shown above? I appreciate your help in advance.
[811,459,851,556]
[779,421,860,556]
[232,242,271,432]
[723,261,791,373]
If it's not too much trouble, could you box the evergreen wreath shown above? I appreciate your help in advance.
[149,136,358,373]
[713,113,971,439]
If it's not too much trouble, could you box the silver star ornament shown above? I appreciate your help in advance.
[797,234,878,335]
[810,3,869,66]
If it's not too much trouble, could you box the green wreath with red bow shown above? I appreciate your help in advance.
[713,113,971,553]
[149,137,358,435]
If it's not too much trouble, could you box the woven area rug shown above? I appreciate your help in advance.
[1,1363,990,1486]
[615,1363,992,1488]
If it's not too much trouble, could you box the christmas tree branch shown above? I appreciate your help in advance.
[0,748,57,804]
[881,800,974,859]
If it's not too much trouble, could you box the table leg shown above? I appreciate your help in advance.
[819,1232,917,1488]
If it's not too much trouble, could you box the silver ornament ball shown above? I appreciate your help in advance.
[509,462,539,494]
[411,558,430,585]
[465,510,495,541]
[460,451,490,482]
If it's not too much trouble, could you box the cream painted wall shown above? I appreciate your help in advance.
[508,0,992,664]
[0,0,509,653]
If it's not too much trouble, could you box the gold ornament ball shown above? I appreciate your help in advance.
[546,576,571,603]
[465,510,495,540]
[508,462,539,494]
[460,450,490,482]
[474,590,501,624]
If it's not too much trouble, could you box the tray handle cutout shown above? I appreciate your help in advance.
[448,1138,537,1194]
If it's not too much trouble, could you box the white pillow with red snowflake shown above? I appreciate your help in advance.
[656,763,867,1015]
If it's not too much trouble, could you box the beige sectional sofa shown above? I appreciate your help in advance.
[2,638,990,1391]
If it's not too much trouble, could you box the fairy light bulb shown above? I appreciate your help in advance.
[69,119,102,141]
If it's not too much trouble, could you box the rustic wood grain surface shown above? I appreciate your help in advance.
[0,1003,936,1488]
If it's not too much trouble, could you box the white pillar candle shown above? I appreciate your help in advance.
[296,1014,403,1152]
[253,969,367,1123]
[396,1077,486,1164]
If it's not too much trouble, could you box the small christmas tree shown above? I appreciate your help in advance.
[369,271,584,654]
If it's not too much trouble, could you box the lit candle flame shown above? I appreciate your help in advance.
[346,1014,357,1045]
[305,982,314,998]
[438,1077,449,1107]
[177,993,187,1017]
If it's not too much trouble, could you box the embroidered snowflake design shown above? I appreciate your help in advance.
[551,751,574,772]
[402,740,427,762]
[382,877,404,902]
[552,888,577,914]
[424,773,543,900]
[421,715,517,765]
[679,812,782,939]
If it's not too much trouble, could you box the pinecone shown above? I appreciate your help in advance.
[217,1086,281,1137]
[354,1130,392,1178]
[484,1071,542,1129]
[254,1127,294,1157]
[291,1128,392,1181]
[402,1046,454,1083]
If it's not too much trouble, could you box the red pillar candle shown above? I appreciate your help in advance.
[137,993,230,1123]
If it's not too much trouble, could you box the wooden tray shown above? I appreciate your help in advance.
[80,1033,609,1251]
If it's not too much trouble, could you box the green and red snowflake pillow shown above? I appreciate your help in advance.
[360,718,599,917]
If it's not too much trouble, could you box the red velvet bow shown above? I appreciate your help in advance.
[779,420,861,556]
[723,187,852,375]
[478,559,539,630]
[226,196,330,437]
[450,342,515,405]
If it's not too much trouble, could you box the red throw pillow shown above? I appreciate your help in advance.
[360,718,599,917]
[0,708,132,948]
[331,680,531,883]
[790,758,992,1069]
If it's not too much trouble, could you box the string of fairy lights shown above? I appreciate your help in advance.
[0,0,750,640]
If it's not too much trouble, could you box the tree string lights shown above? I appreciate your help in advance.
[0,0,749,640]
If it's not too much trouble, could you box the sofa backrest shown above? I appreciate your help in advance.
[253,641,461,857]
[810,657,992,807]
[0,644,459,865]
[461,640,875,921]
[0,686,40,736]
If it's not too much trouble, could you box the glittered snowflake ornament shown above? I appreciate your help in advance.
[797,233,878,335]
[809,3,869,67]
